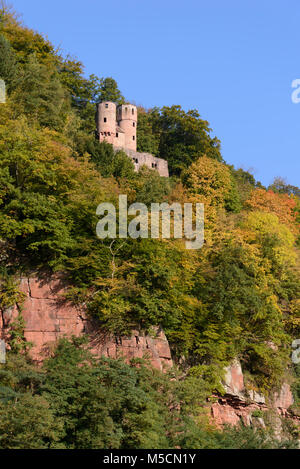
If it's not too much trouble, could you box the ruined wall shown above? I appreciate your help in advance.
[116,148,169,177]
[96,102,169,176]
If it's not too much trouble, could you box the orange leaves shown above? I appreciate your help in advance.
[246,188,299,233]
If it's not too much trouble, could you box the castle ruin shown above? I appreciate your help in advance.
[96,101,169,177]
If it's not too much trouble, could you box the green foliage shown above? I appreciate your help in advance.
[87,239,190,335]
[0,33,18,91]
[137,106,222,175]
[11,54,68,129]
[252,409,264,418]
[198,424,296,449]
[191,238,291,389]
[0,5,299,449]
[84,140,136,180]
[0,393,61,449]
[269,177,300,198]
[98,77,125,104]
[230,167,264,205]
[134,166,173,206]
[291,364,300,416]
[0,339,209,449]
[57,58,103,132]
[224,174,242,213]
[137,107,160,155]
[1,340,295,449]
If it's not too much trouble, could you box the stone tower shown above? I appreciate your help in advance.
[97,101,117,145]
[95,100,168,177]
[117,104,137,151]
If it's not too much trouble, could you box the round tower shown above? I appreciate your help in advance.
[117,104,137,151]
[97,101,116,145]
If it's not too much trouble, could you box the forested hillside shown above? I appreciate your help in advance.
[0,5,299,449]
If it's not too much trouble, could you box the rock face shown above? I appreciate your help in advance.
[272,383,294,415]
[0,276,172,371]
[210,359,298,430]
[222,359,245,399]
[0,275,298,431]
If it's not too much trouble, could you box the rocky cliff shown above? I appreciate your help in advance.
[210,359,298,432]
[0,276,172,371]
[0,275,298,431]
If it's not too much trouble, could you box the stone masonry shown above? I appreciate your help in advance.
[96,101,169,177]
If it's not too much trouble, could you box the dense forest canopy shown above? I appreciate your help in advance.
[0,3,299,448]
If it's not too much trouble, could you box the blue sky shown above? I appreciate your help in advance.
[10,0,300,186]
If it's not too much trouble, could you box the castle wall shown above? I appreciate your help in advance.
[115,148,169,177]
[113,128,125,148]
[96,101,168,176]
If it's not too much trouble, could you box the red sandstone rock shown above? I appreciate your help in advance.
[223,359,245,397]
[212,359,298,430]
[0,275,297,433]
[272,383,294,412]
[0,276,173,371]
[211,402,241,426]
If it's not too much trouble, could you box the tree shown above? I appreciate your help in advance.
[158,106,222,175]
[184,156,234,207]
[98,77,125,104]
[1,9,57,67]
[11,54,68,129]
[269,177,300,198]
[89,141,136,180]
[246,188,299,233]
[40,337,210,449]
[0,394,61,449]
[134,165,173,206]
[230,167,264,205]
[137,107,160,155]
[0,34,18,91]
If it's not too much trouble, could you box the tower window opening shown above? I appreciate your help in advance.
[132,108,134,115]
[104,117,107,122]
[133,122,135,127]
[133,136,135,141]
[116,133,118,138]
[105,104,108,108]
